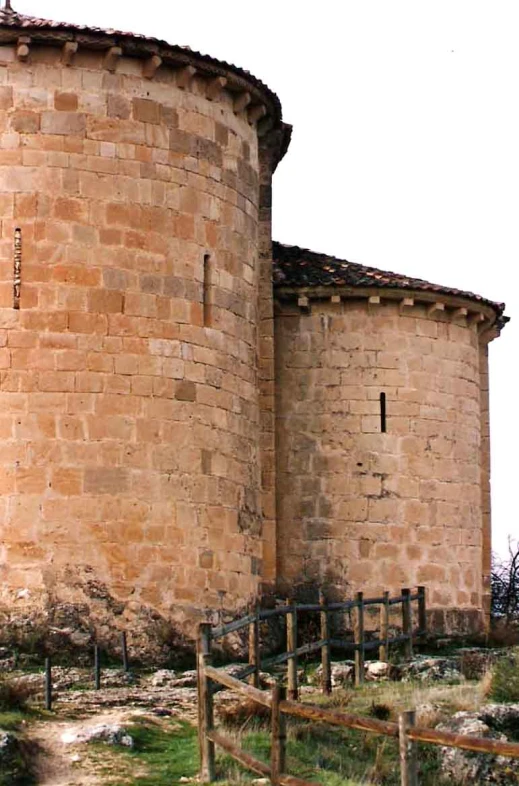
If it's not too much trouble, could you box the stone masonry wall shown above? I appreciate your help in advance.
[275,298,487,633]
[0,42,267,654]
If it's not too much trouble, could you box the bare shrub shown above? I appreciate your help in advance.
[0,676,37,712]
[492,539,519,624]
[216,698,270,728]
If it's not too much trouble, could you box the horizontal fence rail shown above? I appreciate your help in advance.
[197,612,519,786]
[212,586,426,692]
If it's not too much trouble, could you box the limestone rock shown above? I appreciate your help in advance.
[365,660,393,681]
[0,730,16,758]
[61,723,134,747]
[150,669,178,687]
[401,656,463,682]
[479,703,519,734]
[310,661,355,688]
[436,711,519,784]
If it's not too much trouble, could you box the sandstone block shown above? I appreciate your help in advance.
[41,111,86,135]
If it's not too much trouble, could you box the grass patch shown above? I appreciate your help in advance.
[0,711,26,731]
[109,719,199,786]
[218,722,442,786]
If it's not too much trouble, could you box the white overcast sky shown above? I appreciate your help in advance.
[17,0,517,556]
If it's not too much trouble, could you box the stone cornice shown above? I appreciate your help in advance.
[274,285,506,336]
[0,15,290,170]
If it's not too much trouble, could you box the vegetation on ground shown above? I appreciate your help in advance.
[486,647,519,703]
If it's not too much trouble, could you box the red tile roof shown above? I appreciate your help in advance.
[273,242,508,327]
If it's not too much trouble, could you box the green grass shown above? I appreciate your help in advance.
[220,723,442,786]
[0,711,26,730]
[105,708,443,786]
[109,720,199,786]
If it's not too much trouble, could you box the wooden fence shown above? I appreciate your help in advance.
[196,589,519,785]
[211,587,426,694]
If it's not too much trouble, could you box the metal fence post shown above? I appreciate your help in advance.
[197,622,215,782]
[248,602,260,688]
[121,632,129,672]
[354,591,365,686]
[94,645,101,690]
[379,590,390,662]
[319,591,332,695]
[399,710,418,786]
[270,683,287,785]
[402,588,413,659]
[45,656,52,711]
[286,600,298,700]
[417,586,426,636]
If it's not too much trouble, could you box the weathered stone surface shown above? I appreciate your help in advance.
[365,660,392,681]
[0,14,501,656]
[0,42,268,653]
[274,298,492,632]
[310,660,355,688]
[437,711,519,784]
[61,723,133,747]
[401,656,463,682]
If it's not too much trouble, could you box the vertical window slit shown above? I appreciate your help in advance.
[203,253,212,327]
[380,392,387,433]
[13,227,22,310]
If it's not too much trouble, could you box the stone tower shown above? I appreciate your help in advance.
[273,243,507,634]
[0,4,289,656]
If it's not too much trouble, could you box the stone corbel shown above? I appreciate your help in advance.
[176,65,196,89]
[468,311,486,326]
[452,307,468,321]
[399,297,414,312]
[143,54,162,79]
[206,76,227,101]
[368,295,381,305]
[297,295,310,313]
[257,115,274,138]
[62,41,78,66]
[330,294,341,304]
[427,301,445,316]
[233,91,251,114]
[16,36,31,62]
[479,324,500,342]
[247,103,266,125]
[103,46,122,72]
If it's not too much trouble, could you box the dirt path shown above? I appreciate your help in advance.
[23,681,200,785]
[29,710,132,786]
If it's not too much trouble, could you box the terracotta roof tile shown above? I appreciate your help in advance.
[273,241,508,327]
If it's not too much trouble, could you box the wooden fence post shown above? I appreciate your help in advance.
[354,591,365,687]
[270,683,287,785]
[417,586,426,635]
[401,588,413,659]
[121,632,129,672]
[45,656,52,711]
[379,590,390,662]
[248,602,260,688]
[197,622,215,782]
[399,710,418,786]
[319,591,331,695]
[94,645,101,690]
[286,600,298,700]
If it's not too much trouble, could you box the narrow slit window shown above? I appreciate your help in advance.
[13,227,22,310]
[203,253,212,327]
[380,392,387,433]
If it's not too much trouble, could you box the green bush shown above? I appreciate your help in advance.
[488,650,519,702]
